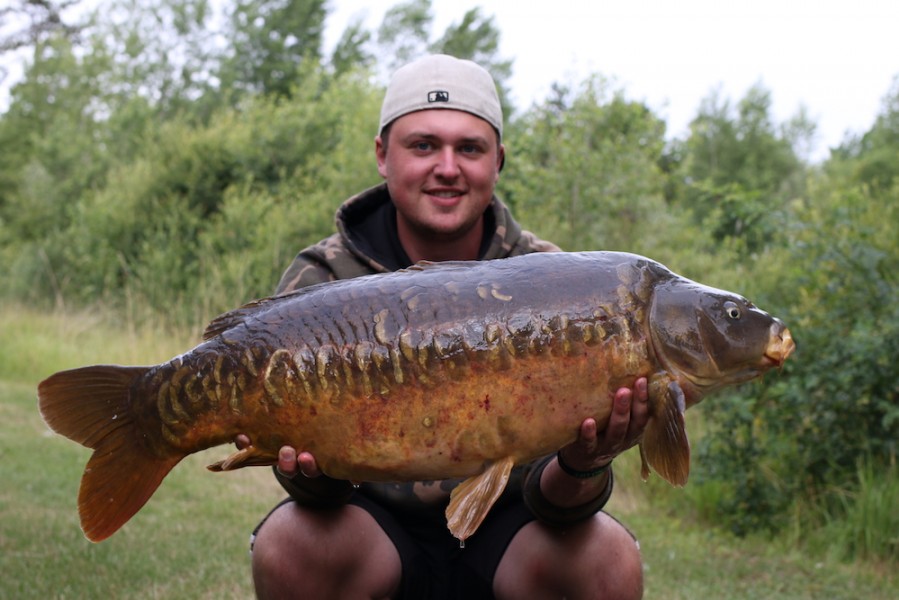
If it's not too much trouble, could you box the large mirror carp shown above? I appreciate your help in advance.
[38,251,794,542]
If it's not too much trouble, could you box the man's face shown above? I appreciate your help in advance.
[376,109,504,243]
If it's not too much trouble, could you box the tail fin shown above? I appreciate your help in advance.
[38,365,182,542]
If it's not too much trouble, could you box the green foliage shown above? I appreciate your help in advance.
[501,76,676,256]
[805,460,899,562]
[377,0,433,71]
[685,180,783,256]
[0,34,111,231]
[834,75,899,191]
[220,0,327,99]
[5,66,382,324]
[693,178,898,552]
[329,16,374,75]
[0,0,87,52]
[1,0,898,566]
[93,0,222,117]
[776,184,898,473]
[666,83,806,255]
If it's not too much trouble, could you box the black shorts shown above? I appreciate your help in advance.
[252,492,536,599]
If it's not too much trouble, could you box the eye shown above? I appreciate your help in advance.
[724,301,742,320]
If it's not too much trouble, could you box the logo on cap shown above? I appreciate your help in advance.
[428,91,450,103]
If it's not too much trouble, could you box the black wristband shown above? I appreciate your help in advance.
[522,454,615,526]
[556,451,612,479]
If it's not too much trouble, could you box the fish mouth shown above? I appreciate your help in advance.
[763,325,795,368]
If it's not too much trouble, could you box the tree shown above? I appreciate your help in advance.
[668,83,806,254]
[376,0,432,73]
[329,15,373,76]
[687,82,899,544]
[0,32,110,233]
[693,175,899,540]
[0,0,85,54]
[501,76,671,255]
[218,0,328,100]
[842,75,899,190]
[89,0,227,120]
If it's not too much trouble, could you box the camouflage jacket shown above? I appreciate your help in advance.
[274,183,559,294]
[272,183,613,526]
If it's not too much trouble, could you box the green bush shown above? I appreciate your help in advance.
[9,68,383,325]
[692,180,898,554]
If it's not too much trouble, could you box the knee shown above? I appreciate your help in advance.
[588,513,644,600]
[251,502,402,600]
[498,513,643,600]
[251,504,316,596]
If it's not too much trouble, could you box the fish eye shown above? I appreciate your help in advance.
[724,301,742,320]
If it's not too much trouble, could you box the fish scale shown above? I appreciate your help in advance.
[38,251,794,543]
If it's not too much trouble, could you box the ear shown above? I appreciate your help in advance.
[496,143,505,177]
[375,135,388,179]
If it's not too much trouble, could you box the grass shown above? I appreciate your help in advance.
[1,306,283,598]
[2,305,896,598]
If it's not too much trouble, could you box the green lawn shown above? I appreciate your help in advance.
[2,307,895,598]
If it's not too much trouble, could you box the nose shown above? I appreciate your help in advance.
[434,147,460,179]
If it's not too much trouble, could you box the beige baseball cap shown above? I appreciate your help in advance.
[379,54,503,139]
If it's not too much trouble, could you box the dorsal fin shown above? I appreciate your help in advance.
[203,299,268,340]
[402,259,482,273]
[201,287,318,340]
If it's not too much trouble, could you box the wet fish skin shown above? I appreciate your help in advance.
[37,251,794,543]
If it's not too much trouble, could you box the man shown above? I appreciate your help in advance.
[247,54,648,599]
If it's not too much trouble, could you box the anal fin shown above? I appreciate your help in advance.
[446,457,515,542]
[641,380,690,486]
[207,444,278,471]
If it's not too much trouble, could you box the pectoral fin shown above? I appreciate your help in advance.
[206,445,278,471]
[641,380,690,486]
[446,457,515,542]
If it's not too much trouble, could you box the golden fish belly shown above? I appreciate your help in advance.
[222,320,652,482]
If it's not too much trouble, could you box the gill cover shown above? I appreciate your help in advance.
[648,279,780,394]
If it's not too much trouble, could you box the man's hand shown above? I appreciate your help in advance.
[558,377,650,473]
[234,434,322,478]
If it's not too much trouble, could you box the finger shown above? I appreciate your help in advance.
[614,385,634,415]
[577,417,599,449]
[630,377,651,426]
[297,451,322,478]
[592,387,633,455]
[605,386,634,437]
[634,376,649,403]
[276,446,299,478]
[234,434,250,449]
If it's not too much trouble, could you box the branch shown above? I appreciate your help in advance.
[0,0,85,53]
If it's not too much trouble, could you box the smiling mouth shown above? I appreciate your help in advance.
[427,190,464,199]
